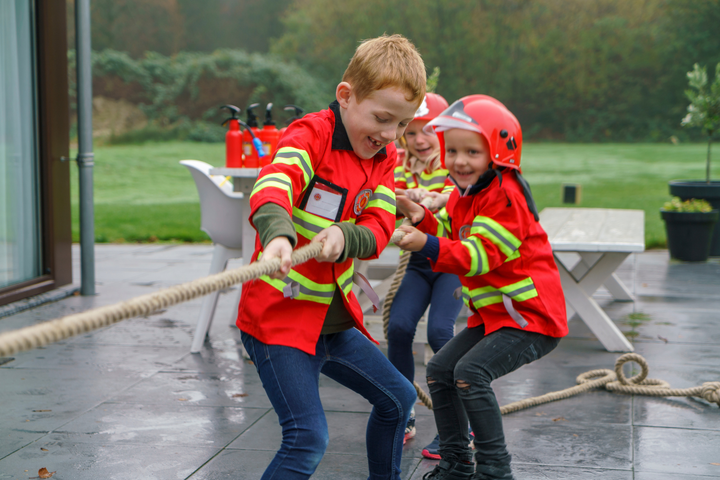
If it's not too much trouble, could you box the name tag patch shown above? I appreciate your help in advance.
[305,182,343,221]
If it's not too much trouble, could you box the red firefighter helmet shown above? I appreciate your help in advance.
[425,95,522,171]
[412,92,449,122]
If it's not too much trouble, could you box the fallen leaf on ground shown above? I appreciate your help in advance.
[552,417,566,422]
[38,467,56,478]
[41,448,48,451]
[572,434,579,437]
[657,335,668,343]
[231,393,248,398]
[711,463,720,466]
[177,398,188,401]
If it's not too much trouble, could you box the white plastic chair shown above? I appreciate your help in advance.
[180,160,244,353]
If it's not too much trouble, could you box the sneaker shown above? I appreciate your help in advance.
[404,409,417,443]
[422,458,474,480]
[422,430,475,460]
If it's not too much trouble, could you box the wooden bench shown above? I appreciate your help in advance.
[539,207,645,352]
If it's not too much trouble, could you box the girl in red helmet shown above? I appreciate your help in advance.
[396,96,568,480]
[388,93,465,452]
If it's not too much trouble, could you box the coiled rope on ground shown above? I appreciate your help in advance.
[0,233,717,412]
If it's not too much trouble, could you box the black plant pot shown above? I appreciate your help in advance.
[669,180,720,256]
[660,209,719,262]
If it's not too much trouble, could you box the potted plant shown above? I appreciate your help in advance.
[669,63,720,255]
[661,197,719,262]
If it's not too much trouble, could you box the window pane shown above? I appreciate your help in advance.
[0,0,42,289]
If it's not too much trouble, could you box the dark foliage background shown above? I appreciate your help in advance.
[66,0,720,142]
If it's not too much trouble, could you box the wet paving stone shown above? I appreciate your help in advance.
[54,402,269,448]
[0,440,220,480]
[634,426,720,477]
[2,246,719,478]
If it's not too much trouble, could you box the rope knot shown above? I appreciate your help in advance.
[614,353,649,385]
[700,382,720,406]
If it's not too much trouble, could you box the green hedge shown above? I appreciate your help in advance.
[68,49,331,143]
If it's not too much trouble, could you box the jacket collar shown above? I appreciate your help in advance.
[329,101,388,159]
[451,168,503,197]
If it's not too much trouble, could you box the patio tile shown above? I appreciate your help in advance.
[634,426,720,477]
[2,246,720,479]
[192,449,421,480]
[0,438,219,480]
[54,402,268,447]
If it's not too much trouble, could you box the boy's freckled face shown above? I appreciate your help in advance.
[337,85,419,160]
[444,129,491,190]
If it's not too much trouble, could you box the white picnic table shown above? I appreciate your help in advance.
[539,207,645,352]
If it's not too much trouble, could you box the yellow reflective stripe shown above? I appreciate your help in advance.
[394,165,405,180]
[366,185,396,215]
[260,269,335,304]
[273,147,313,189]
[404,171,417,189]
[251,172,293,205]
[292,206,333,239]
[468,285,504,307]
[461,235,489,276]
[500,277,538,302]
[470,216,521,260]
[441,184,455,195]
[466,277,538,309]
[417,169,448,191]
[337,264,355,296]
[434,207,451,238]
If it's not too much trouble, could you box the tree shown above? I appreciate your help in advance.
[682,63,720,183]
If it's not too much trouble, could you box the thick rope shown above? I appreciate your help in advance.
[500,353,720,413]
[0,243,323,357]
[385,221,435,409]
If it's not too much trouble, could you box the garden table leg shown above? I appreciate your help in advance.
[554,252,634,352]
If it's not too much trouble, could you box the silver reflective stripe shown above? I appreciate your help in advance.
[369,191,396,207]
[254,176,293,191]
[275,150,312,180]
[278,276,334,298]
[504,283,535,298]
[471,290,501,303]
[472,221,517,253]
[292,214,324,234]
[502,294,528,328]
[462,238,484,275]
[340,274,353,293]
[418,176,444,188]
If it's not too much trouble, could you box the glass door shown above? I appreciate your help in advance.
[0,0,42,290]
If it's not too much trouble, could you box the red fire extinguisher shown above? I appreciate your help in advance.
[259,103,281,166]
[221,105,243,168]
[243,103,264,168]
[279,104,304,140]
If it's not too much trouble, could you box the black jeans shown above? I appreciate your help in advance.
[426,325,560,479]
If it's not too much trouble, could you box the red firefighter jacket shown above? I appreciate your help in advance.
[416,170,568,337]
[237,101,397,354]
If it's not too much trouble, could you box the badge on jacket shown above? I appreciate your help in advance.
[354,189,372,215]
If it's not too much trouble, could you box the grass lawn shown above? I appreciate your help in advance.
[70,141,720,248]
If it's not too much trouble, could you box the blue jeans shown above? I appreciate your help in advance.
[387,253,463,383]
[426,326,561,479]
[241,329,417,480]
